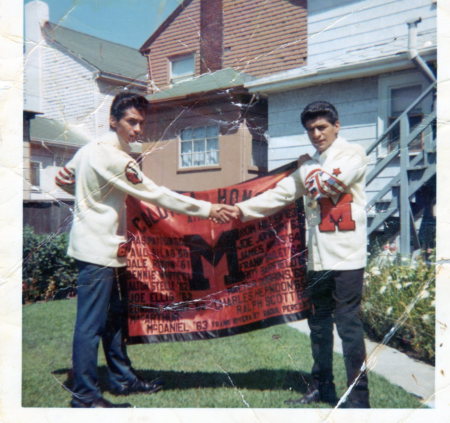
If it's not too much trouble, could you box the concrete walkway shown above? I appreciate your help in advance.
[288,320,435,408]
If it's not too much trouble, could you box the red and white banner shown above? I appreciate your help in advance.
[123,162,310,343]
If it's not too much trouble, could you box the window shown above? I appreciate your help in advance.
[30,161,40,188]
[180,126,219,168]
[170,54,195,84]
[388,85,423,151]
[378,72,433,156]
[252,139,268,169]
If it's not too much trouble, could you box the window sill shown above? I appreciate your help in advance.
[177,165,221,174]
[170,75,194,85]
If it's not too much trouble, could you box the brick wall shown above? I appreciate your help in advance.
[200,0,223,73]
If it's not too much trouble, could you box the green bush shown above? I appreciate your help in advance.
[22,226,77,303]
[361,250,435,364]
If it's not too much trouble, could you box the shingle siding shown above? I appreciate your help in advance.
[145,0,307,89]
[96,80,122,138]
[41,41,127,140]
[42,40,97,136]
[147,0,201,90]
[223,0,307,77]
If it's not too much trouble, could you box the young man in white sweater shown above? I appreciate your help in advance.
[56,92,237,408]
[234,101,370,408]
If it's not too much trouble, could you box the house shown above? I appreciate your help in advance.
[24,0,148,233]
[243,0,437,255]
[138,0,307,191]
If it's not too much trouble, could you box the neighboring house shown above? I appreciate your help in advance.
[138,0,307,191]
[243,0,437,255]
[24,0,148,233]
[23,116,88,233]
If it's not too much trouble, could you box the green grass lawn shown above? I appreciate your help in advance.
[22,299,424,408]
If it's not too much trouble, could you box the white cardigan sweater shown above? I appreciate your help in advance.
[56,131,211,267]
[237,137,368,271]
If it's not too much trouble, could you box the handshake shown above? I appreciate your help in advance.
[209,204,242,224]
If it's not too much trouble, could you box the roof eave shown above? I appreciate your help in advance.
[147,86,248,104]
[99,72,147,88]
[30,138,85,148]
[245,48,437,94]
[139,0,194,53]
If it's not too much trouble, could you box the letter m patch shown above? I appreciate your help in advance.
[318,193,356,232]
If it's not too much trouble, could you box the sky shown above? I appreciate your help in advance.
[24,0,182,48]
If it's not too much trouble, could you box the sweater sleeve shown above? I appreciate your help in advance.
[55,155,77,195]
[298,147,367,200]
[92,145,212,218]
[236,170,306,221]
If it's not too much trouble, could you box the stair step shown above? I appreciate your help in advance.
[408,165,428,171]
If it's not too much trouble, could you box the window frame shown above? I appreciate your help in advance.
[377,71,432,156]
[169,53,195,85]
[178,126,220,171]
[30,160,41,190]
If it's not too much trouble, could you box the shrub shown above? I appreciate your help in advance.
[22,226,77,303]
[361,249,435,364]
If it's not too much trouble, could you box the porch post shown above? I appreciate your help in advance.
[399,115,410,257]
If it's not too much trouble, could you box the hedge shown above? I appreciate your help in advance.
[22,226,77,303]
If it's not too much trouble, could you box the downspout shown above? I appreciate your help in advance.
[406,18,436,82]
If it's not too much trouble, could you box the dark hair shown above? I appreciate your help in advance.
[110,92,149,122]
[300,101,339,128]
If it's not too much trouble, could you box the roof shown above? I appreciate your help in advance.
[30,117,89,147]
[140,0,193,52]
[43,22,147,83]
[245,31,437,93]
[147,68,254,102]
[30,117,143,154]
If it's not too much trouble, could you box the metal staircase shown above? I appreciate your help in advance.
[365,81,436,257]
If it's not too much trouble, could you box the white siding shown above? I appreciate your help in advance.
[95,80,119,138]
[307,0,436,66]
[24,0,49,113]
[267,76,395,203]
[268,76,378,162]
[42,40,97,138]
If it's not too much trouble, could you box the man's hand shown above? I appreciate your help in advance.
[297,153,312,168]
[209,204,241,223]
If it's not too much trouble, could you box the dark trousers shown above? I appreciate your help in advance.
[72,260,136,402]
[307,268,369,403]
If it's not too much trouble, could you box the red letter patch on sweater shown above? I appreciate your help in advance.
[125,161,143,184]
[318,193,355,232]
